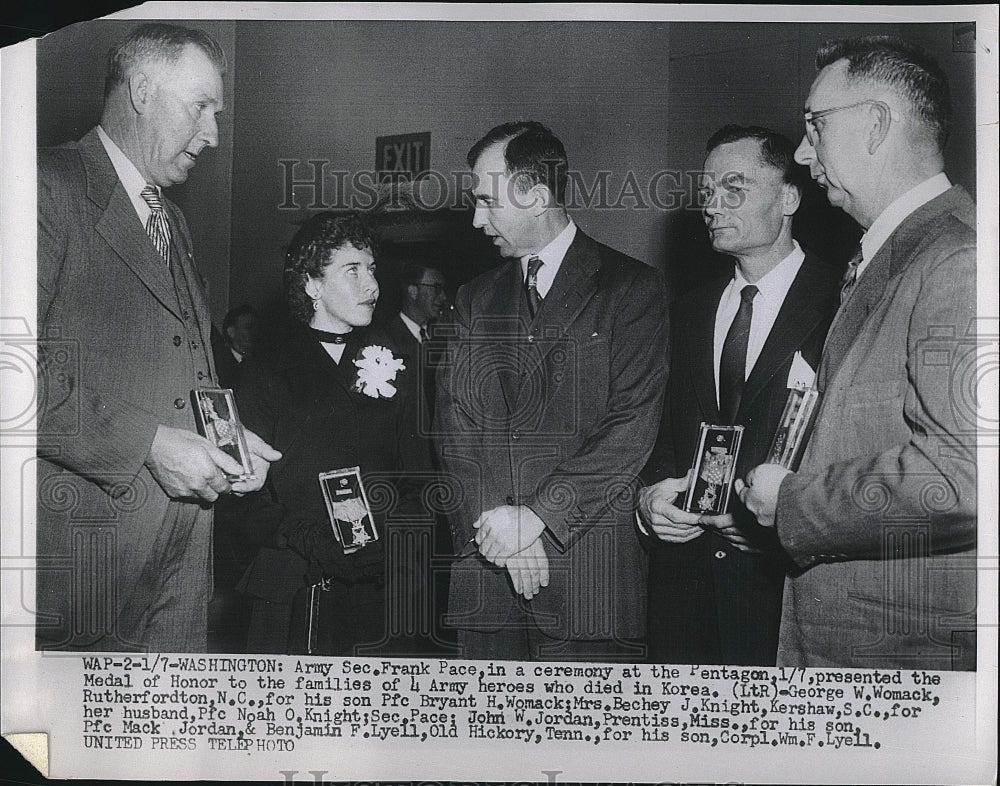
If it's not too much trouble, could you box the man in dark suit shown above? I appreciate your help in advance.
[738,36,977,669]
[638,125,838,665]
[212,303,259,389]
[381,263,449,420]
[36,23,279,652]
[435,121,667,660]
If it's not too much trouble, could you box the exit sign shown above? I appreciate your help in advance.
[376,132,431,181]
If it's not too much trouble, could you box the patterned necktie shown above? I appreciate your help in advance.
[525,256,544,317]
[718,284,758,423]
[839,246,864,304]
[140,185,171,264]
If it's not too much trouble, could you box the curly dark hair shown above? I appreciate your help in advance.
[284,212,378,324]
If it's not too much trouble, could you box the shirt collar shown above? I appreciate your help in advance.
[521,219,577,276]
[861,173,951,267]
[731,241,805,300]
[97,125,155,222]
[399,311,424,342]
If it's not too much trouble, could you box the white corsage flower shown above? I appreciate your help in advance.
[353,345,406,399]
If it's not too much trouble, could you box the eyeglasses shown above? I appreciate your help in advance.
[415,283,447,294]
[803,99,895,145]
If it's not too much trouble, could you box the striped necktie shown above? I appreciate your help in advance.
[140,185,171,264]
[839,246,864,304]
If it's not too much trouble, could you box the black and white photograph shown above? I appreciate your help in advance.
[0,3,996,783]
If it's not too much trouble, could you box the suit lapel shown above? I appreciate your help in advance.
[391,315,420,358]
[511,232,601,417]
[165,200,216,357]
[81,130,183,321]
[818,248,891,390]
[528,231,601,364]
[478,261,525,411]
[816,187,970,390]
[687,279,726,423]
[739,255,826,415]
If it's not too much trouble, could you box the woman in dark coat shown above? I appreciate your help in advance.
[235,212,431,655]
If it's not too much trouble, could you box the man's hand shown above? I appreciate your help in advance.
[228,429,282,494]
[145,425,235,502]
[638,472,703,544]
[473,505,546,567]
[697,513,759,553]
[505,538,550,600]
[735,464,793,528]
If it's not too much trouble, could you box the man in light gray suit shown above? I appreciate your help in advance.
[37,23,279,652]
[737,36,976,669]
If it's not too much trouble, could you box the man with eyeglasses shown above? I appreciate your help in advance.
[383,262,450,418]
[737,36,977,670]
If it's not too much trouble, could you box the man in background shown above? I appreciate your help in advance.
[37,23,279,652]
[639,125,838,664]
[381,262,450,419]
[738,35,977,670]
[213,303,259,389]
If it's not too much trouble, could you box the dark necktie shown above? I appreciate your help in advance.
[525,256,544,317]
[419,324,429,343]
[718,284,758,423]
[839,246,864,304]
[140,185,171,264]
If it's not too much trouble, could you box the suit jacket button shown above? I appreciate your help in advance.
[197,371,207,380]
[506,495,515,505]
[173,335,182,346]
[173,398,186,409]
[182,310,191,320]
[714,550,726,560]
[527,334,534,343]
[511,430,520,441]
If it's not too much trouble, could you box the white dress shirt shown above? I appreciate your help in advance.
[713,242,805,405]
[858,172,951,279]
[520,220,577,297]
[97,125,155,227]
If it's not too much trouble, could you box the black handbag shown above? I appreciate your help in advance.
[287,575,385,656]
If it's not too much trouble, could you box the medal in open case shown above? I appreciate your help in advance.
[192,387,255,481]
[683,423,744,515]
[318,466,378,554]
